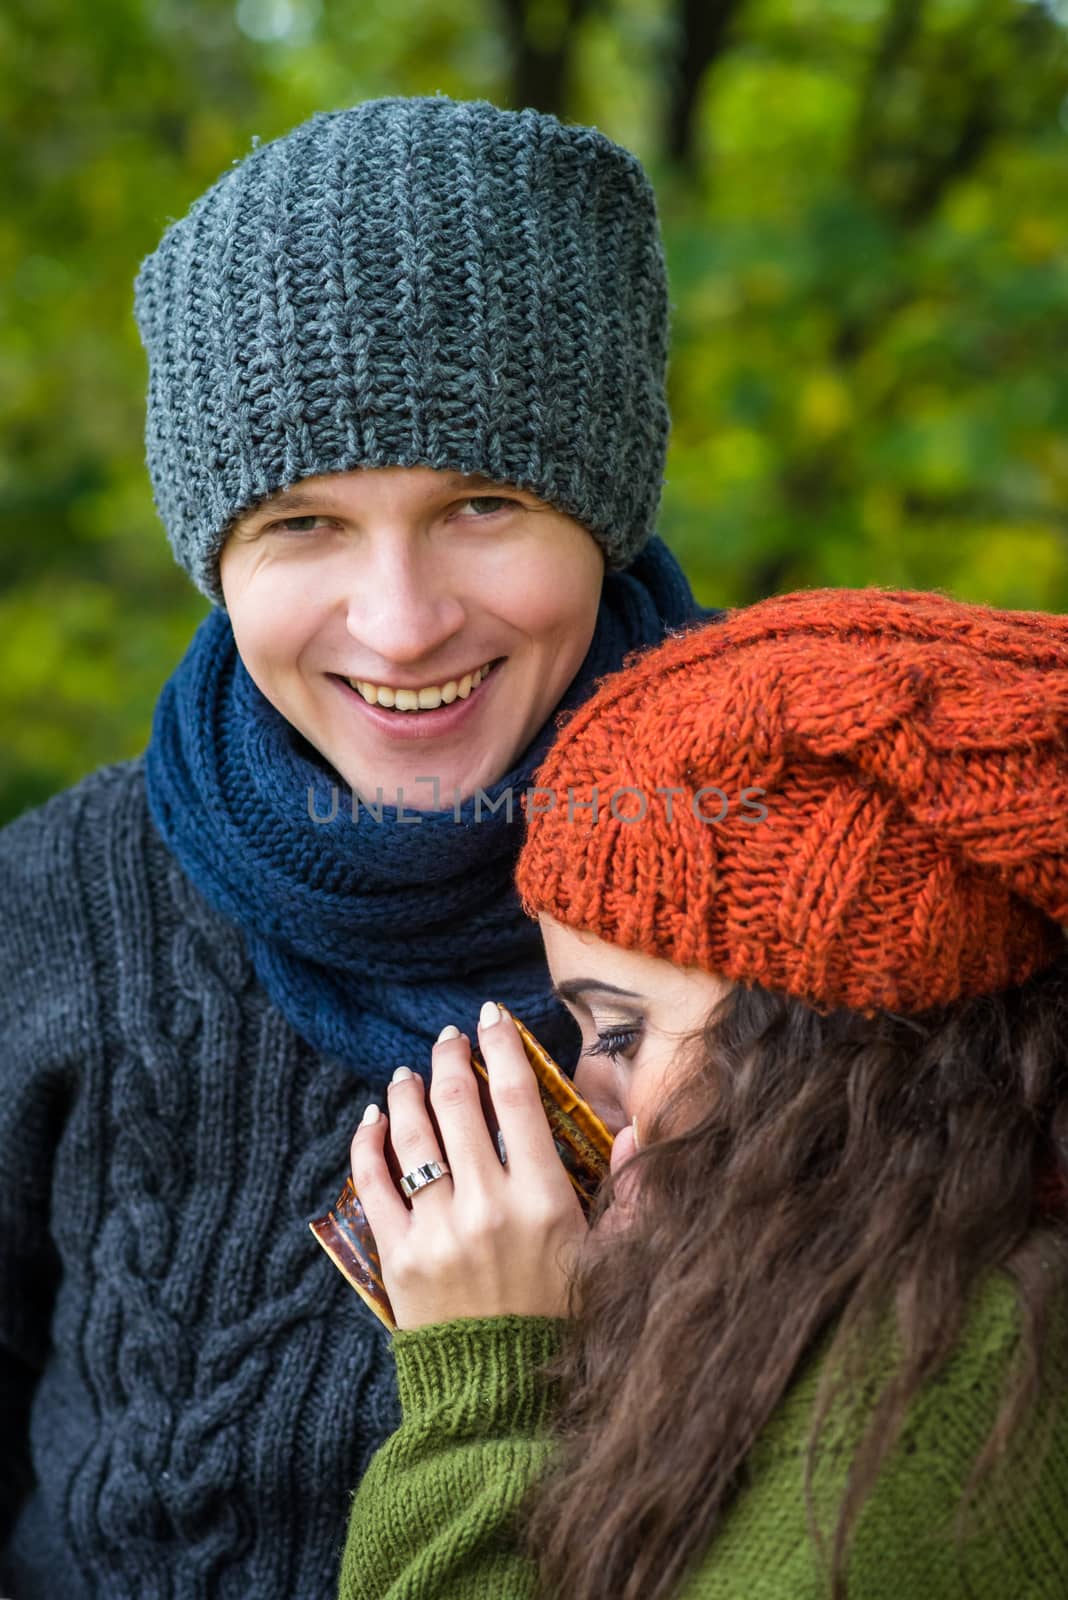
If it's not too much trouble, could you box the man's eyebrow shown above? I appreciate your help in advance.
[237,471,513,528]
[239,488,337,522]
[553,979,646,1004]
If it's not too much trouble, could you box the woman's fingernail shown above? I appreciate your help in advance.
[436,1024,461,1043]
[479,1000,501,1029]
[391,1065,414,1085]
[632,1113,641,1150]
[361,1102,381,1126]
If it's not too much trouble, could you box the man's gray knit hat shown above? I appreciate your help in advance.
[133,95,671,606]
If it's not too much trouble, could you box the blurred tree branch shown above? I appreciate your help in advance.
[667,0,748,168]
[833,0,1063,363]
[498,0,749,163]
[850,0,1000,230]
[899,491,1068,538]
[851,0,925,178]
[498,0,598,116]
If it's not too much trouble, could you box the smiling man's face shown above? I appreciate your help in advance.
[218,466,606,810]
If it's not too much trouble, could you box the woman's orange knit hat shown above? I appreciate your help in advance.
[516,589,1068,1014]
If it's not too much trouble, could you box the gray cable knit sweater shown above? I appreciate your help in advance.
[0,756,399,1599]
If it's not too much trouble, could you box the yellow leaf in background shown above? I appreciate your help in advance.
[707,427,772,486]
[798,372,852,439]
[943,181,992,236]
[1012,216,1061,264]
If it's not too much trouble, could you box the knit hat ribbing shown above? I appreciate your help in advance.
[515,589,1068,1015]
[133,96,670,606]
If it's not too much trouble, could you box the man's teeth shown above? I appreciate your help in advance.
[348,662,494,711]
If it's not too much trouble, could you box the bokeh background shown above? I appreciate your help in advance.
[3,0,1068,825]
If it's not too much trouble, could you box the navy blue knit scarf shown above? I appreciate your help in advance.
[144,538,704,1087]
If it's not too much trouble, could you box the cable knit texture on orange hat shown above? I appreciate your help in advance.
[515,589,1068,1014]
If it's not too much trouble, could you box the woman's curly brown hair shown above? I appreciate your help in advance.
[523,950,1068,1600]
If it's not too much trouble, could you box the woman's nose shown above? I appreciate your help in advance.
[573,1061,627,1136]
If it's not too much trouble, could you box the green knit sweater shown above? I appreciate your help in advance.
[338,1274,1068,1598]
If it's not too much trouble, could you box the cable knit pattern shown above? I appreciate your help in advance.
[143,537,706,1085]
[0,760,398,1598]
[516,588,1068,1014]
[133,96,671,604]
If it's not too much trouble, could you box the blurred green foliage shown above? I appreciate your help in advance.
[3,0,1067,822]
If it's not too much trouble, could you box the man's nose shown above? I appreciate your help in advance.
[343,538,467,666]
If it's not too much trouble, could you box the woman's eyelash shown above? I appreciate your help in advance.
[582,1025,642,1062]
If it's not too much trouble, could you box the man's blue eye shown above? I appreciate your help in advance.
[583,1026,641,1063]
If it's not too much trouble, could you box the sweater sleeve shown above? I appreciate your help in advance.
[0,796,80,1549]
[338,1315,565,1600]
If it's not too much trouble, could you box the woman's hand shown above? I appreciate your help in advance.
[350,1002,588,1329]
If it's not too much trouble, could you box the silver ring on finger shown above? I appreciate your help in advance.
[399,1159,451,1199]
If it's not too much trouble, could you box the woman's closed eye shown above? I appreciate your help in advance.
[583,1023,642,1063]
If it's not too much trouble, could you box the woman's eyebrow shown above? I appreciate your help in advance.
[553,979,646,1003]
